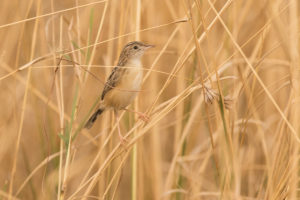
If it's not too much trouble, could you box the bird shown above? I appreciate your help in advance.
[84,41,154,142]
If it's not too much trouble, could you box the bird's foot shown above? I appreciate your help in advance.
[123,108,150,122]
[138,113,150,122]
[119,135,128,146]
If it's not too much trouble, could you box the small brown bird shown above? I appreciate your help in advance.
[85,41,154,142]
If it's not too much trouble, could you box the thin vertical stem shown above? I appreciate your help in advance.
[132,1,141,200]
[8,0,41,198]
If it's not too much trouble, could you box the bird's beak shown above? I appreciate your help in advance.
[144,44,155,50]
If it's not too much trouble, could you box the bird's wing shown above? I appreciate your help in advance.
[101,66,125,100]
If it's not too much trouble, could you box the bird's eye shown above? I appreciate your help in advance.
[133,46,138,50]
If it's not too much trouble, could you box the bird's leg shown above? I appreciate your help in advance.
[114,110,127,145]
[123,108,149,122]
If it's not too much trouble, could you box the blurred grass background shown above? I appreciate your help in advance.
[0,0,300,199]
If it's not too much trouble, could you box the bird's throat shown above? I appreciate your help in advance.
[126,57,142,68]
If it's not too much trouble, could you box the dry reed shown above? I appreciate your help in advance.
[0,0,299,200]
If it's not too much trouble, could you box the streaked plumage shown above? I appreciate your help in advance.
[85,41,153,129]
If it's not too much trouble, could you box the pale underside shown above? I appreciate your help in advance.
[102,58,143,110]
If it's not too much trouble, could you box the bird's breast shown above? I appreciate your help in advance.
[103,59,143,109]
[121,59,143,91]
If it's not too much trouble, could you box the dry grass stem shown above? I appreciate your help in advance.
[1,0,299,200]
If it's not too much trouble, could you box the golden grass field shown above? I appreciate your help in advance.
[0,0,299,199]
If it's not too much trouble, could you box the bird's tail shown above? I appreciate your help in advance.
[84,108,104,129]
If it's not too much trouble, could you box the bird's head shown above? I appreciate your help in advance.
[121,41,154,60]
